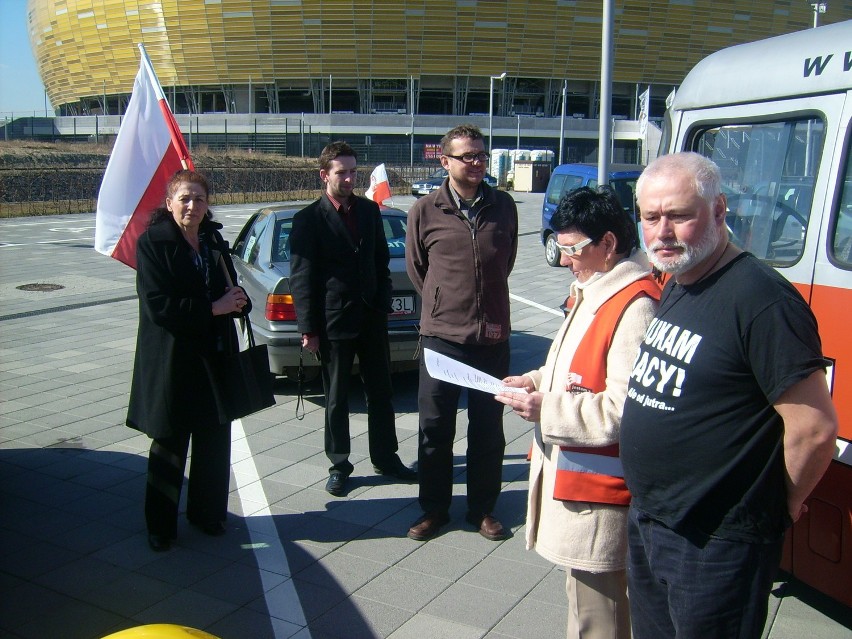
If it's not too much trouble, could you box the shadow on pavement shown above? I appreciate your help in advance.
[1,444,530,639]
[0,447,384,638]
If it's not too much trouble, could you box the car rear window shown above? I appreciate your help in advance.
[611,178,639,219]
[546,174,584,205]
[384,216,406,258]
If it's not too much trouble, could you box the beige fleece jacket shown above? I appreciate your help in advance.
[524,250,658,572]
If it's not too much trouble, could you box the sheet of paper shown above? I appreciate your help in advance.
[424,348,527,395]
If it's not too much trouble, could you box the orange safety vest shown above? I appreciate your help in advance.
[553,276,661,505]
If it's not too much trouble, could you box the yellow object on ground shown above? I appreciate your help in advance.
[101,625,221,639]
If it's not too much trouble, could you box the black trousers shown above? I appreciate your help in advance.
[145,422,231,538]
[319,312,398,475]
[416,336,509,516]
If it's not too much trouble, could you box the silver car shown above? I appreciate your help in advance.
[411,167,498,197]
[231,204,420,380]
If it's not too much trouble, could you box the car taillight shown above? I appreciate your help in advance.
[266,294,297,321]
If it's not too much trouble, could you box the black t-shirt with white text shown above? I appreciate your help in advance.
[621,253,829,543]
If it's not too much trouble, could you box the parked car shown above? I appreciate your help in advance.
[541,163,644,266]
[231,204,420,380]
[411,167,498,197]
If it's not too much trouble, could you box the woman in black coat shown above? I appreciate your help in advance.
[126,169,250,551]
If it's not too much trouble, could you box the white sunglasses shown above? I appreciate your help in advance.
[554,237,593,257]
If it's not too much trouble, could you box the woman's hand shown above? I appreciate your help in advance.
[494,391,544,422]
[212,286,248,316]
[502,375,535,393]
[495,377,544,423]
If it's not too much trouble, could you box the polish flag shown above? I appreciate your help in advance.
[95,44,193,269]
[365,163,392,204]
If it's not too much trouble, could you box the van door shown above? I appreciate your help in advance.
[809,92,852,440]
[675,94,847,303]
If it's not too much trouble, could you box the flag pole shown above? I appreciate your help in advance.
[137,43,193,170]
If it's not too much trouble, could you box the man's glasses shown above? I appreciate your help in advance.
[443,152,489,165]
[554,237,593,257]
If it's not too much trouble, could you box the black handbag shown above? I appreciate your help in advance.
[207,318,276,422]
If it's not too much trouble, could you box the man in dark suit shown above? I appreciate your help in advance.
[289,141,416,496]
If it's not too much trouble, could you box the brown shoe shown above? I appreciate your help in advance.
[466,513,507,541]
[407,511,449,541]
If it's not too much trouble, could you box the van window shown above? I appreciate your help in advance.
[833,151,852,268]
[692,118,823,266]
[546,174,584,206]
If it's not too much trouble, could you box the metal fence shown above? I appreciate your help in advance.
[0,163,444,217]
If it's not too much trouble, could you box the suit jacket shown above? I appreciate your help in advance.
[126,217,250,437]
[289,194,392,340]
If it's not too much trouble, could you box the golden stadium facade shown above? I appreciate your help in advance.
[27,0,850,119]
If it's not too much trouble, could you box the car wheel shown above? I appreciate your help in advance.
[544,234,563,267]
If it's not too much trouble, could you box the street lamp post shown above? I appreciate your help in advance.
[559,79,567,165]
[808,1,827,27]
[489,72,507,157]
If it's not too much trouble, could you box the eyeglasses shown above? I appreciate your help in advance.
[554,237,594,257]
[443,152,489,165]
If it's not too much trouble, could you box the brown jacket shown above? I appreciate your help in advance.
[405,180,518,344]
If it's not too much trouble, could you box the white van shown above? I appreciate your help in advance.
[661,20,852,606]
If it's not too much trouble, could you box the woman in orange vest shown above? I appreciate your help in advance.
[496,185,660,639]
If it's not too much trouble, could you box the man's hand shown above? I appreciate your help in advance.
[776,370,838,522]
[301,333,319,354]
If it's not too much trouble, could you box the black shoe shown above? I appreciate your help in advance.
[326,471,348,496]
[148,534,171,552]
[373,457,417,481]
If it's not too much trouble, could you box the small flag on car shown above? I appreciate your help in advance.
[365,163,392,205]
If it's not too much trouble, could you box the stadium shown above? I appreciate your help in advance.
[20,0,851,164]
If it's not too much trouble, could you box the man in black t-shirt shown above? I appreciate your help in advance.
[621,152,838,639]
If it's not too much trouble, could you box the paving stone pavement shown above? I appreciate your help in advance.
[1,192,850,639]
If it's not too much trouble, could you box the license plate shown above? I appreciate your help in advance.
[390,295,415,316]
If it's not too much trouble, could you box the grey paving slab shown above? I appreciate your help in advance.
[388,614,485,639]
[1,197,850,639]
[353,565,450,612]
[311,594,412,638]
[422,582,523,633]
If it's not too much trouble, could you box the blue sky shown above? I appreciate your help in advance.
[0,0,52,115]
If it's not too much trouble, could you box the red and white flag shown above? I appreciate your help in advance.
[95,44,193,269]
[365,163,392,204]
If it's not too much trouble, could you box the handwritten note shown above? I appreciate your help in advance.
[424,348,527,395]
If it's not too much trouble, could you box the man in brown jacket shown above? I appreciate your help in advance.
[405,124,519,541]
